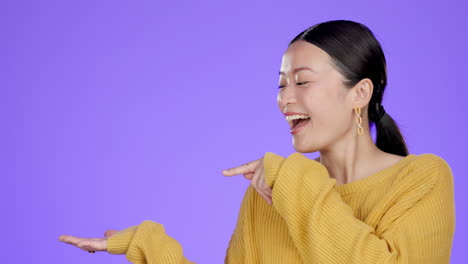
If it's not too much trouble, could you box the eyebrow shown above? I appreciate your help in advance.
[279,66,316,75]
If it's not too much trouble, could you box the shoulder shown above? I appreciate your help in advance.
[400,153,454,188]
[411,153,452,175]
[383,153,454,221]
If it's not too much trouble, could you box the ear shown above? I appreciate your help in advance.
[351,78,373,108]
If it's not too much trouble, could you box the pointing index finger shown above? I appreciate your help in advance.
[222,159,259,176]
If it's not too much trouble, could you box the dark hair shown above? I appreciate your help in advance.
[289,20,408,156]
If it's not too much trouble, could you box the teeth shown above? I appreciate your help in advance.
[285,115,311,121]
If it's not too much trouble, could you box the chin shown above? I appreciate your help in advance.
[292,142,317,153]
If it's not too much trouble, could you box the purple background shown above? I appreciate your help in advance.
[2,0,467,263]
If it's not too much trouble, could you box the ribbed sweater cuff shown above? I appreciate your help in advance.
[272,152,331,210]
[107,225,139,255]
[263,152,286,188]
[278,152,331,185]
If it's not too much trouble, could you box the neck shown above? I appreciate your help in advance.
[318,130,381,185]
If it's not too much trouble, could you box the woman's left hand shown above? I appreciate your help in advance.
[222,156,272,205]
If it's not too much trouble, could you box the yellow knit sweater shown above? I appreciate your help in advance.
[107,152,455,263]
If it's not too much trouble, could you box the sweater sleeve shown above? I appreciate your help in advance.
[107,220,196,264]
[263,152,455,264]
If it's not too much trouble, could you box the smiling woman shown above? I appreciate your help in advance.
[59,20,455,264]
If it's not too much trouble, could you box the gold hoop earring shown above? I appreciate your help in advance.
[354,106,363,136]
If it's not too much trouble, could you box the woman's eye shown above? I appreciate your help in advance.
[278,81,309,89]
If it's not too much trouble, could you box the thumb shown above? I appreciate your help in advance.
[104,229,119,237]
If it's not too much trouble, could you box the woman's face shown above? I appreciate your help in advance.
[277,40,356,153]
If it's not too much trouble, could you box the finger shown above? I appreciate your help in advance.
[257,183,272,204]
[77,239,106,251]
[255,186,271,205]
[250,167,268,201]
[251,180,266,199]
[264,190,272,205]
[259,169,272,196]
[77,241,98,251]
[222,159,261,177]
[255,167,272,204]
[77,241,91,250]
[243,172,254,180]
[104,229,119,237]
[59,235,85,245]
[265,196,272,205]
[252,166,263,191]
[262,187,272,205]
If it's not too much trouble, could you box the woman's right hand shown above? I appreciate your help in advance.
[222,156,273,205]
[58,229,119,253]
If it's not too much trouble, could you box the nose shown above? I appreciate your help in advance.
[277,86,296,112]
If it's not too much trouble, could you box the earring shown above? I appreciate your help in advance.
[354,106,363,136]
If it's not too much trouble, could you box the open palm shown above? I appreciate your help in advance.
[58,229,119,253]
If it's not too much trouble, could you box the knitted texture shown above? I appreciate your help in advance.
[108,152,455,263]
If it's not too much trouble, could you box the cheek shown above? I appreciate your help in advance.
[302,90,347,128]
[300,88,326,113]
[276,93,283,110]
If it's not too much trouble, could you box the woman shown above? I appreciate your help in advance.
[59,20,455,263]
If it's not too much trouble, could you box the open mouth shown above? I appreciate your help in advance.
[292,117,311,129]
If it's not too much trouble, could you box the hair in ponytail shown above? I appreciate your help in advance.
[288,20,408,156]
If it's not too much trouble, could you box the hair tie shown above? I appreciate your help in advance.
[376,105,386,121]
